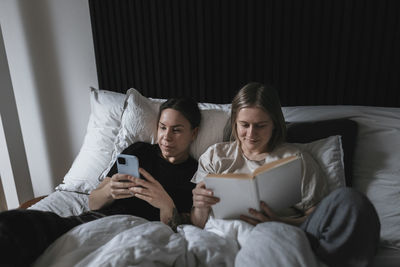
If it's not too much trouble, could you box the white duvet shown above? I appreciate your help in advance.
[33,215,323,267]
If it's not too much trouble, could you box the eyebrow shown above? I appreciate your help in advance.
[159,122,185,128]
[238,120,270,124]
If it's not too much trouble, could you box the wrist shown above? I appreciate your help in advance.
[162,198,176,212]
[160,201,175,218]
[191,206,210,228]
[194,206,210,214]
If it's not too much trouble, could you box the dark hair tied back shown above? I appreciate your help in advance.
[158,98,201,129]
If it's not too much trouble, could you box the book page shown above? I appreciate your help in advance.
[255,157,302,212]
[204,177,258,219]
[253,155,299,176]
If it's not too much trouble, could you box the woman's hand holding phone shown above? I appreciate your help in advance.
[129,168,174,210]
[107,154,141,199]
[130,168,176,224]
[89,155,141,209]
[109,173,138,199]
[113,153,175,211]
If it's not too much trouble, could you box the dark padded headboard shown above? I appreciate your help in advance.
[89,0,400,106]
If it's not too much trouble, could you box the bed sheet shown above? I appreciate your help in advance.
[30,183,400,266]
[32,215,325,267]
[27,192,321,266]
[29,190,90,217]
[29,208,400,267]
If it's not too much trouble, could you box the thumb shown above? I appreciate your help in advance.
[138,168,157,182]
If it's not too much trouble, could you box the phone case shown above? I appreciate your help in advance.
[116,154,140,178]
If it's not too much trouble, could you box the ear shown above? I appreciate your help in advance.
[191,127,199,141]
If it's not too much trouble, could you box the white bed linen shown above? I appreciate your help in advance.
[283,106,400,249]
[29,105,400,266]
[29,191,89,217]
[33,215,324,267]
[30,199,400,267]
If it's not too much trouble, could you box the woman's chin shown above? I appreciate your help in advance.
[242,143,267,154]
[161,150,174,157]
[243,142,259,150]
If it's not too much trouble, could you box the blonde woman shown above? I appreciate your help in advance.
[191,82,380,267]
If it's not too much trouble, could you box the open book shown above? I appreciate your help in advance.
[204,155,302,219]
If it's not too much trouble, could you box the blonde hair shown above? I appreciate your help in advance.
[230,82,286,152]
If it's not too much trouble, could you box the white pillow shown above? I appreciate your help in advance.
[101,89,231,179]
[294,135,345,192]
[283,105,400,249]
[56,88,127,193]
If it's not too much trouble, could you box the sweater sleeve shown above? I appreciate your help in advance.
[295,151,330,211]
[190,145,218,183]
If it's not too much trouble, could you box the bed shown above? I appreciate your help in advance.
[25,88,400,267]
[29,0,400,266]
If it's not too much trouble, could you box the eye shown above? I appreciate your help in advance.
[255,124,267,128]
[238,122,249,128]
[173,128,182,133]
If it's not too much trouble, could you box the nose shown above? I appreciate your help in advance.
[247,125,256,137]
[164,128,173,140]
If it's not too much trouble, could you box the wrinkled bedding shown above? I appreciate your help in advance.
[33,215,323,267]
[30,191,90,217]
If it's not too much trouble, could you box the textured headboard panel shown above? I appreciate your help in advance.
[89,0,400,106]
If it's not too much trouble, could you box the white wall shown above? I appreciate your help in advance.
[0,23,33,208]
[0,0,98,203]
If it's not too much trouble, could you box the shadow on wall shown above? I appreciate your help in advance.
[17,1,74,188]
[0,23,33,207]
[0,178,7,211]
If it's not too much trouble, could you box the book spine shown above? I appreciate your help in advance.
[253,180,260,209]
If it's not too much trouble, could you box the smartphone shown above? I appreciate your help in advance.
[116,154,140,178]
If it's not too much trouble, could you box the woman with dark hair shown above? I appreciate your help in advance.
[89,97,201,225]
[0,97,201,266]
[191,82,380,267]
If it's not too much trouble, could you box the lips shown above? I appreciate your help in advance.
[161,144,174,150]
[245,138,258,143]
